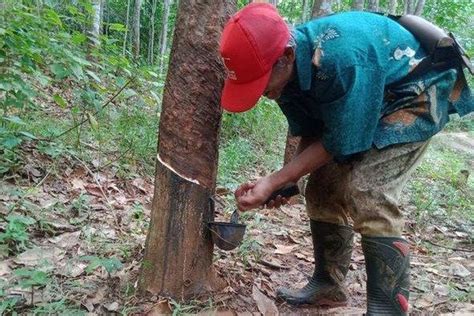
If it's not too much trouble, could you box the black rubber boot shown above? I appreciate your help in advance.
[362,236,410,315]
[277,220,354,306]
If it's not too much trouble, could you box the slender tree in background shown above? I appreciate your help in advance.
[389,0,398,14]
[414,0,426,15]
[139,0,236,299]
[90,0,102,47]
[132,0,142,59]
[122,0,131,55]
[351,0,365,10]
[148,0,157,64]
[312,0,333,17]
[301,0,311,22]
[283,0,333,166]
[158,0,172,73]
[367,0,379,11]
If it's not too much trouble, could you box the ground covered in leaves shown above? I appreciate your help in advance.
[0,134,473,315]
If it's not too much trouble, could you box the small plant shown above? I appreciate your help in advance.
[0,214,36,253]
[80,255,123,275]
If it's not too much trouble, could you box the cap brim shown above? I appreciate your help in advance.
[221,70,272,113]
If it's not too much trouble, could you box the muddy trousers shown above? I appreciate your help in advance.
[305,141,429,315]
[305,141,430,236]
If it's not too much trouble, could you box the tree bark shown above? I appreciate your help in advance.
[351,0,365,11]
[122,0,131,55]
[389,0,397,15]
[158,0,172,73]
[301,0,311,22]
[283,0,332,166]
[367,0,379,11]
[139,0,236,299]
[312,0,333,18]
[132,0,143,59]
[90,0,102,47]
[405,0,415,14]
[414,0,426,16]
[148,0,157,64]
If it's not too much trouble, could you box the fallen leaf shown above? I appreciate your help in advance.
[48,231,81,248]
[252,285,278,316]
[295,252,314,263]
[433,284,449,296]
[274,244,297,255]
[72,178,86,190]
[449,263,471,278]
[15,247,65,266]
[0,260,11,276]
[58,262,87,277]
[146,300,172,315]
[105,301,119,312]
[85,184,104,198]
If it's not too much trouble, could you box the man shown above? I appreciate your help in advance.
[219,3,472,315]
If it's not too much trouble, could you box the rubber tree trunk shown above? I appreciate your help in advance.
[414,0,425,16]
[301,0,311,22]
[89,0,102,47]
[148,0,157,64]
[132,0,143,59]
[122,0,131,55]
[139,0,236,299]
[158,0,171,74]
[351,0,365,10]
[312,0,333,18]
[389,0,398,14]
[367,0,379,11]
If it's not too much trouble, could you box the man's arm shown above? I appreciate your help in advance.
[235,138,332,211]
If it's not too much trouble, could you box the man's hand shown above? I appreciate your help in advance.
[235,176,289,211]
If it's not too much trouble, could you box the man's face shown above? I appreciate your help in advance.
[263,47,295,100]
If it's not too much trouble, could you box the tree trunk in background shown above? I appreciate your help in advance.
[132,0,142,59]
[148,0,157,64]
[139,0,236,299]
[351,0,364,11]
[122,0,131,55]
[269,0,278,6]
[90,0,101,47]
[367,0,379,11]
[158,0,171,74]
[414,0,426,16]
[405,0,415,14]
[301,0,311,22]
[389,0,397,14]
[312,0,333,18]
[283,0,333,166]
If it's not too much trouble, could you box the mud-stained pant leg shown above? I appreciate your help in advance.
[305,162,352,226]
[347,141,430,237]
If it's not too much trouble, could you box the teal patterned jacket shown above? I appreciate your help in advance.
[277,11,473,160]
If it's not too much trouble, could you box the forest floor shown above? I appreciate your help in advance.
[0,132,473,315]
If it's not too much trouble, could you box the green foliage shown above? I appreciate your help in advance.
[0,214,36,253]
[408,144,473,225]
[81,255,123,274]
[14,268,50,288]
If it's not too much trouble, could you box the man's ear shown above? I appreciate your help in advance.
[283,47,296,63]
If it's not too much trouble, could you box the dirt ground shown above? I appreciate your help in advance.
[0,134,473,315]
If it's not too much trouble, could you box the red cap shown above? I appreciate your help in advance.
[219,3,290,113]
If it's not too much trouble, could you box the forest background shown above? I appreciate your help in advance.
[0,0,473,314]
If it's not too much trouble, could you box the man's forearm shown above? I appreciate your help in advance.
[270,139,332,189]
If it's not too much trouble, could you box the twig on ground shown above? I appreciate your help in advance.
[258,259,290,270]
[71,154,125,235]
[423,239,473,252]
[7,169,51,215]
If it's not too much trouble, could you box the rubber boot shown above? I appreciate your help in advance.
[277,220,354,306]
[362,236,410,315]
